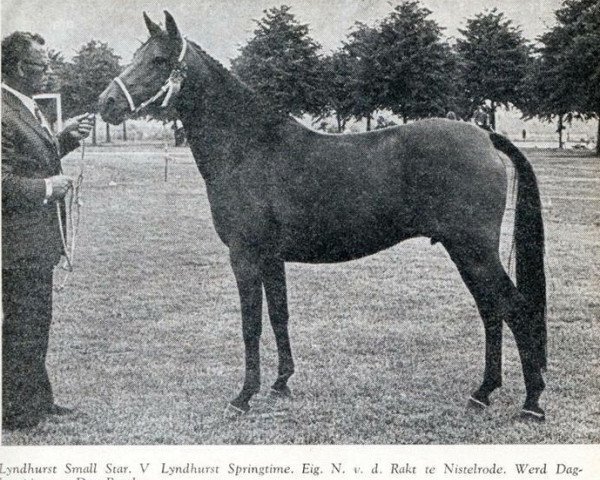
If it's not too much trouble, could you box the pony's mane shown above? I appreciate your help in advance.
[185,39,290,126]
[187,40,230,77]
[186,40,257,98]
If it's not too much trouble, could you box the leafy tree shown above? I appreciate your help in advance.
[520,27,576,148]
[231,5,324,117]
[318,51,356,132]
[60,40,122,144]
[520,0,599,152]
[443,62,472,121]
[334,2,459,131]
[42,49,67,93]
[37,49,71,130]
[376,1,457,123]
[456,9,532,130]
[552,0,599,154]
[342,22,385,130]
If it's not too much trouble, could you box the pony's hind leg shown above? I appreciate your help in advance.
[447,243,504,408]
[228,248,264,414]
[261,257,294,397]
[446,241,545,419]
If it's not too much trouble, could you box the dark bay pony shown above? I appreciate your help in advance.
[99,12,547,421]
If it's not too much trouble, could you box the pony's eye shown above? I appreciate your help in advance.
[153,57,169,66]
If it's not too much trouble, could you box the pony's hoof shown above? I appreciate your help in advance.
[520,407,545,422]
[224,402,249,420]
[269,386,292,398]
[467,394,490,411]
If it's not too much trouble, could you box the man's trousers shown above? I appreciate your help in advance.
[2,263,55,425]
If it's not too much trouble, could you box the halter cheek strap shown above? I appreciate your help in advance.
[113,37,188,114]
[176,37,188,63]
[114,77,136,112]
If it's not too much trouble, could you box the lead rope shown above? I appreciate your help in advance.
[55,140,85,292]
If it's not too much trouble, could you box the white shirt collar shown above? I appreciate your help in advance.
[2,82,38,117]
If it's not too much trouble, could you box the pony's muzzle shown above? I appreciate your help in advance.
[98,83,126,125]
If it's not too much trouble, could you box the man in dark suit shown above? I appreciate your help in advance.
[2,31,93,430]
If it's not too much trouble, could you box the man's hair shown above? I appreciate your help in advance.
[1,31,45,77]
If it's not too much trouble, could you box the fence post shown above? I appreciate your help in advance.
[164,142,169,182]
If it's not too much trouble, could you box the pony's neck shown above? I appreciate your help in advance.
[175,43,295,182]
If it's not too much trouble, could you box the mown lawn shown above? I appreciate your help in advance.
[4,144,599,444]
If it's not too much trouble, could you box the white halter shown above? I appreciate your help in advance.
[113,38,188,114]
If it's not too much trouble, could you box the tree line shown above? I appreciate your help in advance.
[231,1,598,153]
[44,0,599,154]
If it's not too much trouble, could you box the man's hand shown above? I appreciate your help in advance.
[62,113,94,141]
[49,175,73,200]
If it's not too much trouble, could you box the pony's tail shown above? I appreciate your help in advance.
[489,132,547,370]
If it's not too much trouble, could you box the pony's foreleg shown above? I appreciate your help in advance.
[261,257,294,397]
[462,265,504,408]
[472,311,503,408]
[229,248,263,414]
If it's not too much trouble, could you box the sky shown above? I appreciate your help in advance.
[2,0,564,65]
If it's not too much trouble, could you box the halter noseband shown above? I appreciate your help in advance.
[113,38,188,114]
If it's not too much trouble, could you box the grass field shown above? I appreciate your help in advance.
[4,144,599,445]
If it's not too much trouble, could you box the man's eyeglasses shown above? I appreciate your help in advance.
[22,60,48,72]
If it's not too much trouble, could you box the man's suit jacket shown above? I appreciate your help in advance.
[2,89,80,268]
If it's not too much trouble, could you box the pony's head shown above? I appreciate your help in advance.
[99,11,185,124]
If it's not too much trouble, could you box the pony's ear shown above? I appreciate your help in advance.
[143,12,162,37]
[164,11,182,41]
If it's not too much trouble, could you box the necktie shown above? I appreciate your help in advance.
[34,104,52,135]
[34,104,42,122]
[34,103,60,151]
[34,104,49,130]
